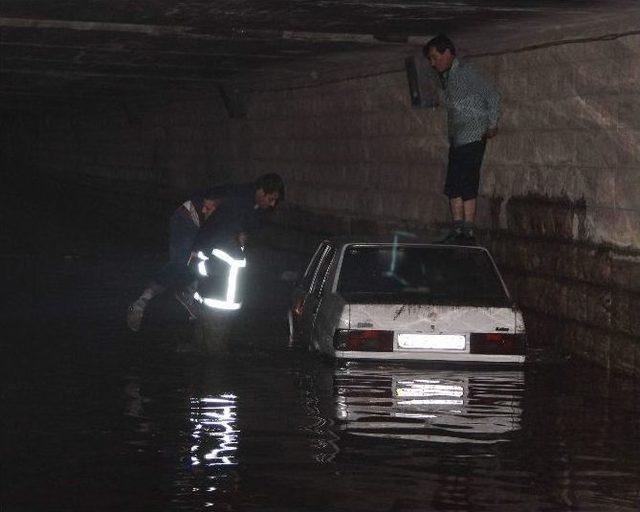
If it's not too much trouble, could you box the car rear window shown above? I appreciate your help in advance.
[337,245,509,305]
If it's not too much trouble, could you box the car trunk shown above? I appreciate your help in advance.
[348,303,518,334]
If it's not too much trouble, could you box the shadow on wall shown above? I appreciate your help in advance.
[485,193,640,377]
[488,194,588,240]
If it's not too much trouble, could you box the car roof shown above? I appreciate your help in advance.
[320,235,489,252]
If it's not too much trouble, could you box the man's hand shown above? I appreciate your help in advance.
[485,127,498,139]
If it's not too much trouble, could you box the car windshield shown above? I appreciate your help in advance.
[337,245,509,305]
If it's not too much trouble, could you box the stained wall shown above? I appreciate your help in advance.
[3,33,638,373]
[219,34,640,374]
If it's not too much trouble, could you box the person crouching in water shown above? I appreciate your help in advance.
[126,191,219,332]
[127,173,285,331]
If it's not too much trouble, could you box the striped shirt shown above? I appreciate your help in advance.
[441,58,502,147]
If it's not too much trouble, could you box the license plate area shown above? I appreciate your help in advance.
[396,334,466,351]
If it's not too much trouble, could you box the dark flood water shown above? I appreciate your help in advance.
[3,249,640,512]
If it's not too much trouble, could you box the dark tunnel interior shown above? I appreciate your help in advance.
[2,2,640,511]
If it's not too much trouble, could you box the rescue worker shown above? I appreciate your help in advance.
[194,172,285,252]
[127,173,285,331]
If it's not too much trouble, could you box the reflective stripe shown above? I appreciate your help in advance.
[197,251,209,277]
[193,248,247,310]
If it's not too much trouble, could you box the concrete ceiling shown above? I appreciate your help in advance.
[1,1,638,102]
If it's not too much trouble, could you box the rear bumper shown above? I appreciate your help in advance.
[333,350,525,364]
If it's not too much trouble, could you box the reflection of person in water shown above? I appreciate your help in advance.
[123,377,151,434]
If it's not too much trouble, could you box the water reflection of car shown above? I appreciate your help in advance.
[332,364,524,443]
[289,237,526,363]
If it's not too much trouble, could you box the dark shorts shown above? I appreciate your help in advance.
[444,139,487,200]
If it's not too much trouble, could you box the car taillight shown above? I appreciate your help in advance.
[470,333,525,355]
[333,329,394,352]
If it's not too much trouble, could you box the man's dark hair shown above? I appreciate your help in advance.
[423,34,456,57]
[255,173,285,201]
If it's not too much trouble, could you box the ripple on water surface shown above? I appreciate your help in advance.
[4,254,640,512]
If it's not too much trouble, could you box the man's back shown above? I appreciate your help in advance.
[195,183,263,249]
[443,58,501,147]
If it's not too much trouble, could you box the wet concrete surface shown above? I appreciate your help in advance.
[3,247,640,512]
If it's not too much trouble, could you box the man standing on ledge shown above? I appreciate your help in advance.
[424,34,502,243]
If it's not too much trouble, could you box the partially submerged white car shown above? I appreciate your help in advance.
[289,238,526,364]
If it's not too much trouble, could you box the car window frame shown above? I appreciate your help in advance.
[311,246,336,298]
[334,243,512,302]
[308,244,335,297]
[299,241,328,292]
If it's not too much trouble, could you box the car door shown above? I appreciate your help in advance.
[290,242,327,342]
[301,245,336,350]
[310,248,343,354]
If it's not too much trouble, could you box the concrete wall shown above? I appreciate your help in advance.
[219,72,450,229]
[483,35,640,376]
[3,33,638,374]
[219,34,640,375]
[3,94,231,253]
[14,94,230,190]
[483,35,640,248]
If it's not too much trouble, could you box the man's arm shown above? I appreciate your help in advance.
[484,77,501,137]
[471,66,502,137]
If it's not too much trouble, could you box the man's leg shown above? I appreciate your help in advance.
[127,215,196,332]
[127,282,165,332]
[438,196,465,242]
[450,197,464,221]
[439,144,466,243]
[460,198,476,242]
[168,217,200,320]
[458,140,485,241]
[463,198,476,223]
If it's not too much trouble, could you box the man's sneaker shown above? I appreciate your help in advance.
[127,299,147,332]
[175,290,199,320]
[464,232,477,245]
[461,226,478,245]
[436,228,464,244]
